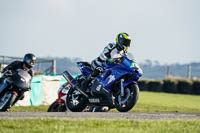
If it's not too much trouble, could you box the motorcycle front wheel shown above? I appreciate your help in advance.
[114,84,139,112]
[0,92,17,112]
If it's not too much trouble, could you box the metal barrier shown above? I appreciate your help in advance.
[0,55,56,74]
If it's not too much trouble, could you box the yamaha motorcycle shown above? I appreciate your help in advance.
[0,69,32,111]
[64,55,143,112]
[47,80,110,112]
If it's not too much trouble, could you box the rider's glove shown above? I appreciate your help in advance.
[96,67,104,73]
[107,58,114,63]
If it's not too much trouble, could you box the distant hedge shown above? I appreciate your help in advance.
[177,80,193,94]
[148,80,163,92]
[193,80,200,95]
[163,79,178,93]
[138,78,200,95]
[137,80,149,91]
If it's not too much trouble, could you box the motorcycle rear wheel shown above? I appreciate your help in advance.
[114,84,139,112]
[66,88,88,112]
[47,101,67,112]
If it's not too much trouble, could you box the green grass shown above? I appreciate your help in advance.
[10,91,200,112]
[0,118,200,133]
[131,91,200,112]
[11,105,48,112]
[4,92,200,133]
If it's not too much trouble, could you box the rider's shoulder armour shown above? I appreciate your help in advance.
[107,43,116,50]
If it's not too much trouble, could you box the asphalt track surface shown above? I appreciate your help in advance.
[0,112,200,119]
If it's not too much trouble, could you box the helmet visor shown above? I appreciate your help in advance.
[123,39,131,47]
[27,60,36,67]
[30,60,36,66]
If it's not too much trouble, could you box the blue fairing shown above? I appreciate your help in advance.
[77,56,143,91]
[98,56,143,91]
[77,62,92,76]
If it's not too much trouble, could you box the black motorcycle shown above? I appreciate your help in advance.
[0,69,32,111]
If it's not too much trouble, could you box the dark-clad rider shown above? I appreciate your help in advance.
[2,53,36,76]
[0,53,36,98]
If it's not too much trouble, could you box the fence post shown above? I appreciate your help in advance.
[37,63,40,73]
[187,64,191,79]
[0,56,6,72]
[52,59,56,74]
[166,65,171,78]
[2,56,5,65]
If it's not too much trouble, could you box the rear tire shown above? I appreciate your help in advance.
[66,88,88,112]
[47,101,67,112]
[0,92,17,112]
[114,84,139,112]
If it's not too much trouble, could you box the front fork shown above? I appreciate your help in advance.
[120,79,125,97]
[0,79,10,94]
[119,79,135,105]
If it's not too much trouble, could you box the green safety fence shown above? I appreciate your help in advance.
[60,74,80,86]
[61,76,67,86]
[30,74,79,106]
[30,76,43,106]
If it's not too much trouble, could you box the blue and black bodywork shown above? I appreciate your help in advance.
[65,55,143,112]
[97,56,142,91]
[76,56,142,92]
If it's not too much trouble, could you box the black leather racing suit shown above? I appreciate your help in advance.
[2,61,34,77]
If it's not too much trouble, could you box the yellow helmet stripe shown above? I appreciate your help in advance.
[121,33,131,40]
[125,46,129,51]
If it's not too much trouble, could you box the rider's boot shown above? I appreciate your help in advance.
[80,75,93,92]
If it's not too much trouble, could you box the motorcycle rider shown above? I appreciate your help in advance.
[0,53,36,98]
[91,32,131,76]
[81,32,131,106]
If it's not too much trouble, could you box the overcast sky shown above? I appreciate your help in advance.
[0,0,199,64]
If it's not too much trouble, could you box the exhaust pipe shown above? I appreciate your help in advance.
[63,71,74,85]
[63,71,89,98]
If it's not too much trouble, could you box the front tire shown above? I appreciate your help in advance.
[0,92,17,112]
[66,88,88,112]
[114,84,139,112]
[47,101,67,112]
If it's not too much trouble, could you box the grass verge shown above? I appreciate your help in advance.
[131,91,200,112]
[0,118,200,133]
[11,105,48,112]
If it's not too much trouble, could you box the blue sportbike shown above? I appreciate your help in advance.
[63,55,143,112]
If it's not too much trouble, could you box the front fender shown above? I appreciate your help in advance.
[123,80,137,88]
